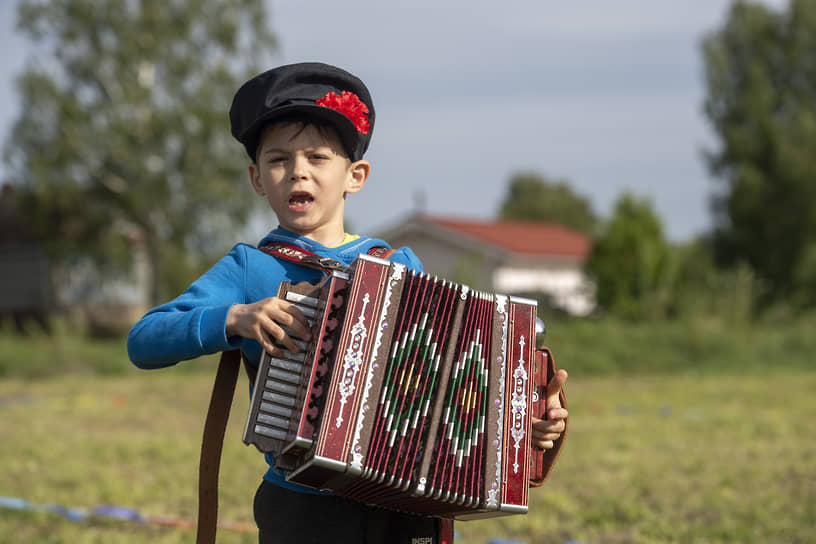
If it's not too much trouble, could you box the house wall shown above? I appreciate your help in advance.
[383,227,595,315]
[383,231,499,290]
[493,260,595,316]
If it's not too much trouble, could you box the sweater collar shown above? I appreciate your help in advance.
[258,227,389,261]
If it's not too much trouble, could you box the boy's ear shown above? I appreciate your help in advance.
[345,160,370,195]
[248,163,265,196]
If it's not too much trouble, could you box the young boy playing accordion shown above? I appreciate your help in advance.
[128,62,568,543]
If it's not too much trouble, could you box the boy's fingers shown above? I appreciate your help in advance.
[532,414,566,432]
[547,407,569,422]
[263,321,301,354]
[532,440,555,451]
[265,343,285,358]
[276,301,313,340]
[539,418,566,433]
[546,369,568,411]
[278,334,301,354]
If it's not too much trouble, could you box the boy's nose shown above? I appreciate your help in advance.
[290,156,308,180]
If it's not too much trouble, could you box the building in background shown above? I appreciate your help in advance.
[377,214,595,316]
[0,183,149,335]
[0,184,51,329]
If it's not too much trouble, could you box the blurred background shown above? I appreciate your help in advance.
[1,1,814,543]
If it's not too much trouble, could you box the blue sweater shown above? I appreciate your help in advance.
[127,227,423,493]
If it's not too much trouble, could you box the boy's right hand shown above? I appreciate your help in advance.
[226,297,312,356]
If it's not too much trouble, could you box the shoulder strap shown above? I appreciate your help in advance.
[196,350,242,544]
[259,241,396,274]
[259,242,345,273]
[366,246,397,260]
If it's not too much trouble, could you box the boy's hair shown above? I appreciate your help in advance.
[254,114,351,163]
[230,62,375,163]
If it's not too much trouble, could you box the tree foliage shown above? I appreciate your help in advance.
[498,171,597,234]
[585,193,670,319]
[702,0,816,308]
[4,0,275,304]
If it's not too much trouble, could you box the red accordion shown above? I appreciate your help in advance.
[242,254,564,520]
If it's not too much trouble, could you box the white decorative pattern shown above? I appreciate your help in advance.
[510,335,529,473]
[487,294,508,508]
[350,264,405,470]
[335,293,370,428]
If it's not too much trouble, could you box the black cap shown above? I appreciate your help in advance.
[229,62,375,162]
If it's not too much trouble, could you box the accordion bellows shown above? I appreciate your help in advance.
[243,255,549,520]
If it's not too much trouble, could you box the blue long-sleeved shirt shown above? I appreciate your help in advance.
[127,227,423,493]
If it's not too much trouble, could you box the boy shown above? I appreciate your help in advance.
[128,62,568,543]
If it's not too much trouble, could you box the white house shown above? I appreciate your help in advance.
[376,213,595,316]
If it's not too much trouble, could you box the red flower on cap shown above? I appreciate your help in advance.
[315,91,370,134]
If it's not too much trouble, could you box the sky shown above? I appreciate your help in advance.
[0,0,789,242]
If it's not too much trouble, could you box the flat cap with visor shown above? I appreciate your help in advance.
[229,62,375,163]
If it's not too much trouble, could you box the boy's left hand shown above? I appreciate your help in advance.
[531,369,568,450]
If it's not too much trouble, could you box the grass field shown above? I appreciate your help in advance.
[1,319,815,543]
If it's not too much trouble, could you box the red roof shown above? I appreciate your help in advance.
[425,216,591,258]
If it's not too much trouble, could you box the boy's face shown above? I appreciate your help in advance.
[249,122,370,246]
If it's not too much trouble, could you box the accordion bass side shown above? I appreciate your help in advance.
[242,254,563,520]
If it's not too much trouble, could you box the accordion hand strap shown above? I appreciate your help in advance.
[529,347,568,487]
[197,349,241,544]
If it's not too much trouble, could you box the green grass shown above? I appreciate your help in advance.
[0,369,259,544]
[1,318,814,542]
[457,373,816,543]
[2,369,814,542]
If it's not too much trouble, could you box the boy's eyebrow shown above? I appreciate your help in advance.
[260,147,289,155]
[260,145,335,156]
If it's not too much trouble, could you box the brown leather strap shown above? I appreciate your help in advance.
[197,349,242,544]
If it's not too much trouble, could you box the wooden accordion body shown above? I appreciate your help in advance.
[243,254,548,520]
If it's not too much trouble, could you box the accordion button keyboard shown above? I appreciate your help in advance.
[288,339,309,352]
[267,366,302,385]
[269,357,306,374]
[279,348,308,362]
[284,292,322,312]
[254,424,288,441]
[265,379,298,397]
[261,390,297,407]
[260,401,295,419]
[256,412,291,429]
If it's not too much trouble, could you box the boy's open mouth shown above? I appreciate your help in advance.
[288,191,314,212]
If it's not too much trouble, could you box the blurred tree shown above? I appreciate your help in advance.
[498,171,597,234]
[585,193,669,320]
[666,236,759,324]
[702,0,816,308]
[3,0,274,305]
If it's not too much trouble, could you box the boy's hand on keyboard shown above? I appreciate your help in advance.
[226,297,312,356]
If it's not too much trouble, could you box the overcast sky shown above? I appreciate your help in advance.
[0,0,789,242]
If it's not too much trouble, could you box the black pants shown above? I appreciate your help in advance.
[254,480,442,544]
